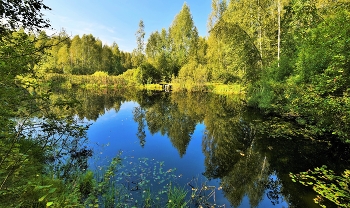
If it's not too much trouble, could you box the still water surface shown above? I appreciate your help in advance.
[78,90,349,207]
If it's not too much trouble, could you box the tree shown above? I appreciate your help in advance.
[286,9,350,142]
[70,35,82,72]
[110,42,125,75]
[222,0,291,70]
[196,36,208,65]
[120,51,133,70]
[146,28,174,82]
[207,0,227,31]
[57,44,71,73]
[134,20,146,67]
[0,0,51,34]
[207,19,261,84]
[146,31,161,62]
[169,3,199,75]
[101,45,113,74]
[79,34,101,74]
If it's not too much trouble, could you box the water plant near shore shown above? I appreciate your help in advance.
[290,166,350,208]
[79,152,224,207]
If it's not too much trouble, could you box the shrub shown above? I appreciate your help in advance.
[92,71,109,77]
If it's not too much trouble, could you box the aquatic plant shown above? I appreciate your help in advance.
[84,154,179,207]
[167,183,188,208]
[290,165,350,207]
[82,152,226,207]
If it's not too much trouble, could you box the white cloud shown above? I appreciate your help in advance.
[44,11,132,50]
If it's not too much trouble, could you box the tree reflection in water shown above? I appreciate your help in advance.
[49,88,350,207]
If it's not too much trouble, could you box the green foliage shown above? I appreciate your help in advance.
[290,166,350,207]
[145,29,175,82]
[207,19,260,84]
[134,20,146,67]
[176,60,208,92]
[36,33,131,76]
[92,71,109,77]
[247,61,290,113]
[0,4,94,207]
[0,0,51,34]
[169,3,199,70]
[41,73,129,90]
[284,9,350,141]
[207,0,228,31]
[118,68,142,86]
[137,62,161,84]
[79,170,95,199]
[82,155,180,207]
[0,108,91,207]
[167,183,188,208]
[248,4,350,143]
[142,3,202,84]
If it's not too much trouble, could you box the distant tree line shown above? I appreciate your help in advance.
[35,31,133,75]
[36,0,349,85]
[35,3,206,84]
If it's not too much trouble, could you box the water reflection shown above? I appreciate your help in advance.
[201,97,273,207]
[49,88,350,207]
[133,106,147,147]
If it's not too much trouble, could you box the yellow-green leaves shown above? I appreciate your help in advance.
[290,166,350,207]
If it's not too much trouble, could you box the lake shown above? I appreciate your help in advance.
[67,89,349,207]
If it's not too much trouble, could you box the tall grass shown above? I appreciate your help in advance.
[171,81,245,95]
[39,73,245,96]
[40,73,129,90]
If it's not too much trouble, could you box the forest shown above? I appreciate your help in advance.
[1,0,350,207]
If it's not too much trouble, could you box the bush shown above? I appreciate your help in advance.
[92,71,109,77]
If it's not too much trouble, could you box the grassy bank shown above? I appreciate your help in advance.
[40,73,129,90]
[41,73,245,95]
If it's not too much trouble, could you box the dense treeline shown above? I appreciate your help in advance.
[38,1,350,88]
[245,0,350,143]
[210,0,350,144]
[35,31,133,75]
[36,3,205,84]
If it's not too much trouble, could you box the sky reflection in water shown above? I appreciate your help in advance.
[86,101,288,208]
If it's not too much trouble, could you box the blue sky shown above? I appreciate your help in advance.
[43,0,212,52]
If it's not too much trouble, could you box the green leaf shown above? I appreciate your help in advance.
[34,185,52,191]
[39,194,48,202]
[48,188,57,194]
[46,202,54,206]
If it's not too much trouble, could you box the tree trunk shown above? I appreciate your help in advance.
[277,0,281,67]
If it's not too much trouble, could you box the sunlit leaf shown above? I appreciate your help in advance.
[38,194,48,202]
